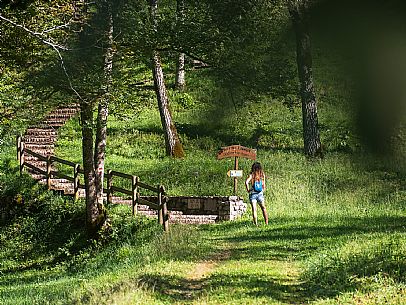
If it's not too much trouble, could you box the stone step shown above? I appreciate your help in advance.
[169,214,218,224]
[45,112,76,120]
[48,178,72,184]
[24,143,55,149]
[30,174,46,180]
[43,117,74,124]
[42,122,66,128]
[25,149,54,155]
[25,129,58,136]
[23,137,56,144]
[137,210,158,217]
[25,163,48,171]
[52,182,73,190]
[34,124,58,130]
[25,155,50,161]
[26,160,47,166]
[47,110,78,117]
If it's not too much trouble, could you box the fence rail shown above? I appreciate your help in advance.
[17,136,169,231]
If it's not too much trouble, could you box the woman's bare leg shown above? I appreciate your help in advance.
[251,201,258,225]
[259,204,268,225]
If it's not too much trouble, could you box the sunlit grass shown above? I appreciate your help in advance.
[1,66,406,304]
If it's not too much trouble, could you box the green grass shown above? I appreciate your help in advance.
[1,65,406,304]
[1,155,406,304]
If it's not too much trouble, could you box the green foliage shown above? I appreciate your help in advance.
[2,1,406,304]
[303,234,406,298]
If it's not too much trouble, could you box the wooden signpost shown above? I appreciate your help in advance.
[227,170,243,177]
[217,145,257,194]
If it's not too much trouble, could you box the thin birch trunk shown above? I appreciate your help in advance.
[175,0,186,90]
[175,52,186,90]
[94,2,114,207]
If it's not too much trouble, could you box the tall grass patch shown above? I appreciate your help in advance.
[303,233,406,299]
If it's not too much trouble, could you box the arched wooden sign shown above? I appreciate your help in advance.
[217,145,257,160]
[217,145,257,195]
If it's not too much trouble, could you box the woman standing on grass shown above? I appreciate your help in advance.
[245,162,269,225]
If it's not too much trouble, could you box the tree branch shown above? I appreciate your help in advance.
[0,15,69,51]
[0,14,83,101]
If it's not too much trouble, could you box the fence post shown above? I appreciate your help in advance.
[46,156,52,189]
[132,176,138,216]
[17,136,21,162]
[107,170,113,205]
[17,136,24,176]
[73,164,80,201]
[161,185,169,232]
[158,184,163,226]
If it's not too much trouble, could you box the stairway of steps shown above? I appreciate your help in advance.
[22,105,219,225]
[23,106,80,181]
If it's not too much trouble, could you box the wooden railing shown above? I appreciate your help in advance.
[17,136,169,231]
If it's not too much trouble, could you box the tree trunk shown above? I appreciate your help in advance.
[94,2,113,208]
[175,0,186,90]
[81,101,102,236]
[175,52,186,90]
[80,0,112,237]
[152,50,185,157]
[289,1,322,157]
[150,0,185,158]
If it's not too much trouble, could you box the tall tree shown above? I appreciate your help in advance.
[288,0,322,157]
[150,0,185,158]
[94,0,114,221]
[175,0,186,91]
[79,0,114,236]
[0,0,113,235]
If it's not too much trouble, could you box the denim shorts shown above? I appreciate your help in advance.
[249,191,265,205]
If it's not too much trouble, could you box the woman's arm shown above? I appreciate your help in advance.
[245,174,252,192]
[263,174,266,191]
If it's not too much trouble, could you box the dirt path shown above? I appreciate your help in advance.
[183,249,231,293]
[139,248,232,303]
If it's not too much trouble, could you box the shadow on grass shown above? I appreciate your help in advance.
[201,215,406,302]
[138,272,305,304]
[210,216,406,259]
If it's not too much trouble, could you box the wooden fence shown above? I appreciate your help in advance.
[17,136,169,231]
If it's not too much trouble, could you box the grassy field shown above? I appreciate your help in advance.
[1,167,405,304]
[1,65,406,304]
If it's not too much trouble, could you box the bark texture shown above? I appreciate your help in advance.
[81,101,102,236]
[175,52,186,90]
[80,0,113,237]
[150,0,185,158]
[94,3,113,207]
[289,0,322,157]
[175,0,186,90]
[152,51,185,157]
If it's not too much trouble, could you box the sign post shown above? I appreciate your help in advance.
[217,145,257,195]
[234,156,238,194]
[227,170,243,177]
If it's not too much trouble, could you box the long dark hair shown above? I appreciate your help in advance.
[251,162,264,181]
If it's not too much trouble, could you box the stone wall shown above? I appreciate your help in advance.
[164,196,247,221]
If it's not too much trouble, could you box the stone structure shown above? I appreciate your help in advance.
[143,195,247,222]
[20,105,247,225]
